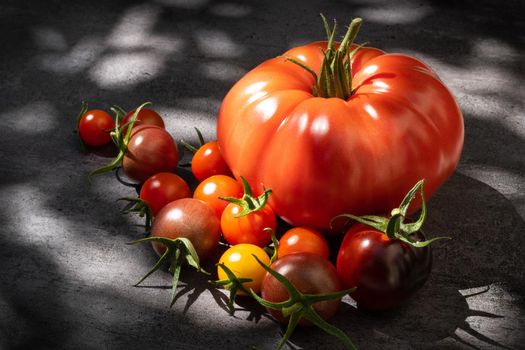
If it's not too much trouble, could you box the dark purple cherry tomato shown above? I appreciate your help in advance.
[261,253,342,326]
[151,198,220,260]
[336,224,432,310]
[122,125,178,182]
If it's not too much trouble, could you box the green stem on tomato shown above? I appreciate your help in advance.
[331,179,451,247]
[249,255,356,350]
[209,263,253,314]
[280,16,364,99]
[117,197,153,232]
[88,101,151,179]
[219,176,272,218]
[181,127,206,154]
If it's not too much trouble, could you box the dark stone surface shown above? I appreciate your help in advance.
[1,0,524,349]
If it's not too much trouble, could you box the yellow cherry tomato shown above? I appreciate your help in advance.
[217,243,270,295]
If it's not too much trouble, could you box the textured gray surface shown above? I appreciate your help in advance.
[1,0,524,349]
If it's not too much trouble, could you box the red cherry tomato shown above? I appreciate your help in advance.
[151,198,220,260]
[336,224,432,310]
[78,109,114,147]
[120,108,165,133]
[277,227,329,260]
[221,203,276,247]
[261,253,342,326]
[139,173,191,216]
[122,125,179,182]
[193,175,243,219]
[192,141,232,182]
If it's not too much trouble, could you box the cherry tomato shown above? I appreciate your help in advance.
[218,244,270,294]
[261,253,342,326]
[151,198,220,260]
[78,109,114,146]
[277,227,329,260]
[122,125,179,182]
[221,203,276,247]
[193,175,243,219]
[120,108,165,133]
[192,141,232,182]
[140,173,191,216]
[336,224,432,310]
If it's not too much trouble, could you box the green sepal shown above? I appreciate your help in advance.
[127,236,207,308]
[331,179,450,248]
[264,227,279,263]
[210,263,253,314]
[112,105,127,117]
[303,307,357,350]
[181,127,206,154]
[281,16,363,100]
[88,102,151,180]
[249,255,356,350]
[277,56,318,82]
[219,176,272,218]
[117,197,153,232]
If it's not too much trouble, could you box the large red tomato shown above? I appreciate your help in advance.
[217,19,463,230]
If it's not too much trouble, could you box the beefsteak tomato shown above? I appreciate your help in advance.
[217,18,463,230]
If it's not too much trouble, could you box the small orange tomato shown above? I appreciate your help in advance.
[193,175,243,219]
[277,227,330,260]
[192,141,232,182]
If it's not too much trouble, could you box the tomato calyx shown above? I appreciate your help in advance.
[332,179,450,247]
[118,197,153,232]
[220,177,272,218]
[180,127,206,154]
[89,101,151,179]
[250,255,356,350]
[210,263,253,314]
[128,236,208,307]
[280,15,363,99]
[263,227,279,263]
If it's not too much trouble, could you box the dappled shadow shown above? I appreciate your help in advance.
[0,0,524,349]
[287,173,525,349]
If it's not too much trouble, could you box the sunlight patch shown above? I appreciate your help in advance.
[89,52,163,89]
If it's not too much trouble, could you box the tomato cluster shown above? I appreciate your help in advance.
[78,15,458,350]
